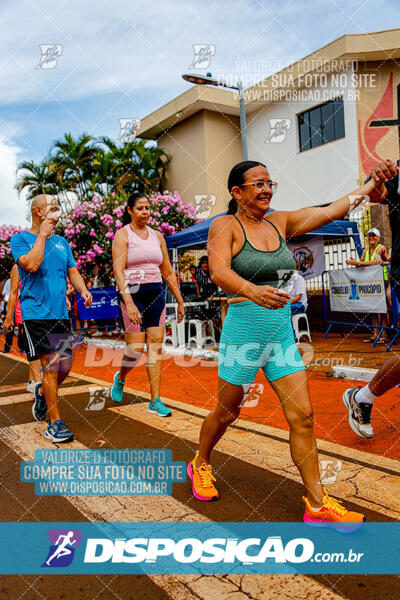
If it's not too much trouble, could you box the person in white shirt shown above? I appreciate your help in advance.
[289,272,308,314]
[1,278,11,352]
[2,278,10,304]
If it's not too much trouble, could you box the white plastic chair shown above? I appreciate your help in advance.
[188,319,216,348]
[292,312,311,342]
[164,321,179,347]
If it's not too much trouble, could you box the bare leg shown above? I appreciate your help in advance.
[57,355,72,385]
[29,359,41,383]
[369,355,400,396]
[372,314,379,339]
[145,326,165,402]
[198,377,244,465]
[40,353,61,423]
[119,331,145,382]
[270,370,324,506]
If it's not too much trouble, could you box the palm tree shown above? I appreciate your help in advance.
[16,133,171,211]
[99,137,170,194]
[92,148,119,197]
[134,139,170,193]
[51,133,98,201]
[15,158,57,199]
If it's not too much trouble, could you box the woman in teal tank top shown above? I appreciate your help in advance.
[187,159,398,527]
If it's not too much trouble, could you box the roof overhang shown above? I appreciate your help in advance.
[138,28,400,138]
[137,85,240,140]
[245,28,400,112]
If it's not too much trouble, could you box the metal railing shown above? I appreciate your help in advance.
[306,207,370,294]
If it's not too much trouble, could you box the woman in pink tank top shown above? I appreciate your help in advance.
[111,192,185,416]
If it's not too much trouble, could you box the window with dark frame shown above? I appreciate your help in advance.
[298,97,345,152]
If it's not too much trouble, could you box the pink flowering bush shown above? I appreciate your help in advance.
[147,191,198,236]
[56,191,200,281]
[0,224,25,279]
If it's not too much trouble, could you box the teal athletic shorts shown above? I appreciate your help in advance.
[218,301,305,385]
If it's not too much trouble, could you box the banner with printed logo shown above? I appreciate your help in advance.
[76,286,120,320]
[1,522,400,574]
[329,265,386,313]
[287,237,325,280]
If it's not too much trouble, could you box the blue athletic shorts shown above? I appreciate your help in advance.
[218,301,305,385]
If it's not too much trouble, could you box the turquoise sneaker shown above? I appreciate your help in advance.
[148,397,172,417]
[111,371,125,403]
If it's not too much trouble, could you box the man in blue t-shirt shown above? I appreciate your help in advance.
[10,194,92,443]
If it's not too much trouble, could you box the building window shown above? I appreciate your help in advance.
[298,97,345,152]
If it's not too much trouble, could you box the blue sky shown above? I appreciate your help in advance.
[0,0,398,225]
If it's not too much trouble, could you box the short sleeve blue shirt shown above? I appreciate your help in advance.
[10,231,76,320]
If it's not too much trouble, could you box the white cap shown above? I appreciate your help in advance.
[367,228,380,237]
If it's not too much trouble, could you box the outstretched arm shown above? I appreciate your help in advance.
[283,160,398,238]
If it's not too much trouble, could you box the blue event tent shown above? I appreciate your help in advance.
[166,212,363,256]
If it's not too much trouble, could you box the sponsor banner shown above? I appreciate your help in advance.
[20,449,186,496]
[287,237,325,280]
[1,522,400,575]
[76,286,120,320]
[329,266,386,313]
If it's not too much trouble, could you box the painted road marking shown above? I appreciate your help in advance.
[0,381,78,396]
[2,355,399,513]
[69,370,400,477]
[111,402,400,520]
[0,385,92,406]
[0,383,35,395]
[0,421,342,600]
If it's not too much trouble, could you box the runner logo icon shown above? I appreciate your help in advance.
[320,460,342,484]
[265,118,291,143]
[36,44,63,69]
[42,529,82,568]
[189,44,216,69]
[86,386,109,411]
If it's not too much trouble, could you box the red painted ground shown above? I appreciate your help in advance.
[5,332,400,461]
[70,341,400,462]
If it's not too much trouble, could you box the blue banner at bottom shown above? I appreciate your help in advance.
[1,522,399,574]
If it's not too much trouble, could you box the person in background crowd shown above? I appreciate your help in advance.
[189,265,196,281]
[289,272,308,314]
[195,256,218,299]
[188,265,201,298]
[346,227,390,343]
[343,354,400,439]
[1,277,11,352]
[1,277,11,351]
[2,277,10,306]
[2,264,42,393]
[0,277,7,317]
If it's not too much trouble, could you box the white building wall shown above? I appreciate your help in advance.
[246,70,359,211]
